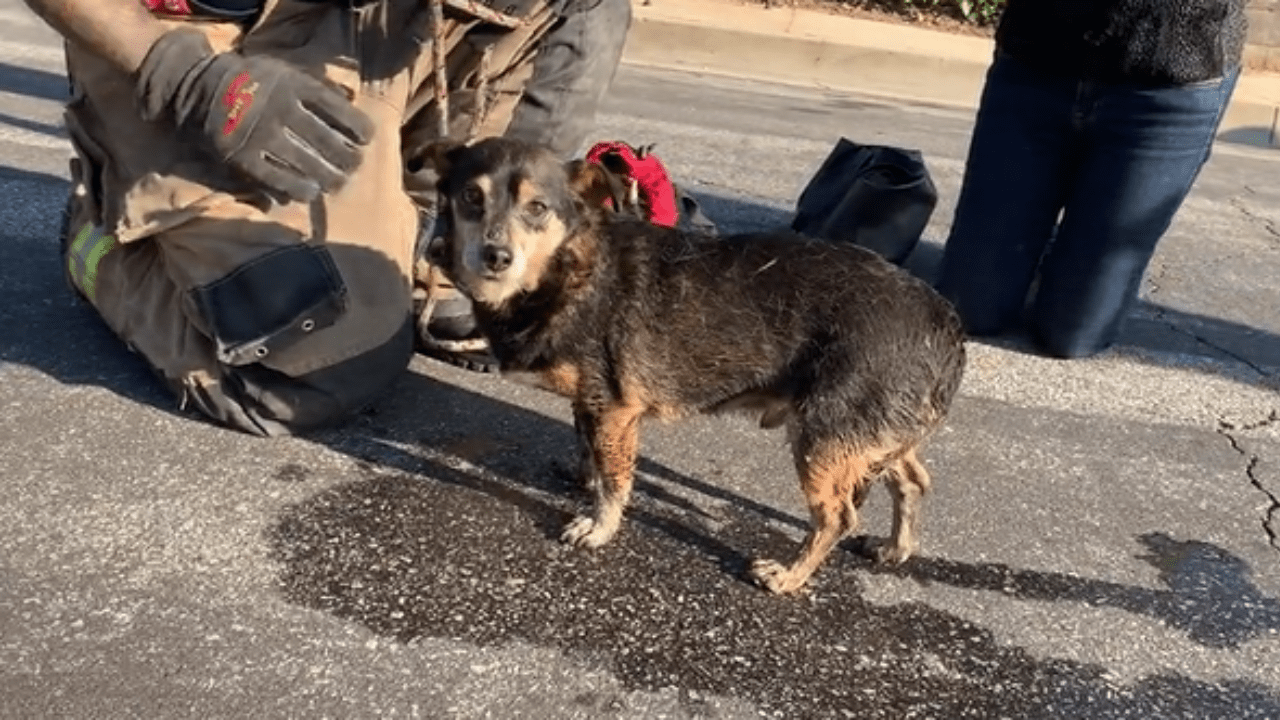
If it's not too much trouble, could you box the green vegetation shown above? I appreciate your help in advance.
[849,0,1006,26]
[903,0,1006,25]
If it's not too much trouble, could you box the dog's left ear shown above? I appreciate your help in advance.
[411,139,467,177]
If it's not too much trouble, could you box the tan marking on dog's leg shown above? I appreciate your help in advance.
[876,448,931,565]
[561,402,645,549]
[751,442,870,594]
[536,361,581,398]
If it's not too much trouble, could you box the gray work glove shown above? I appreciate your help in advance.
[134,27,375,203]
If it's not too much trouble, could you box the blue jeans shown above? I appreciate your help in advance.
[937,52,1240,358]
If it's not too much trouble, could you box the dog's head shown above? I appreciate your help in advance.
[424,137,620,309]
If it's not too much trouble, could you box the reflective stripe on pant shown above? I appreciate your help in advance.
[66,222,118,304]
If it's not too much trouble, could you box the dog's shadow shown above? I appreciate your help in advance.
[271,367,1280,718]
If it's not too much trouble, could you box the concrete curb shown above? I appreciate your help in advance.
[622,0,1280,148]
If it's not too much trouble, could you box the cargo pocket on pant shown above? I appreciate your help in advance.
[63,94,110,228]
[190,244,348,366]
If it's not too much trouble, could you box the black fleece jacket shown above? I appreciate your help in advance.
[995,0,1248,86]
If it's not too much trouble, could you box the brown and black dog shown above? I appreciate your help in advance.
[426,137,967,594]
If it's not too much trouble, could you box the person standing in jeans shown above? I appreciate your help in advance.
[936,0,1248,359]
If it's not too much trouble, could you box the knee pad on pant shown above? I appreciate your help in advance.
[184,317,416,437]
[180,241,414,436]
[190,243,349,367]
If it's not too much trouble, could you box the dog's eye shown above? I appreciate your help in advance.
[461,185,484,207]
[526,200,548,218]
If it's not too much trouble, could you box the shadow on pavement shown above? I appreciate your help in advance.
[868,531,1280,650]
[0,109,66,138]
[268,367,1280,717]
[1218,127,1278,151]
[0,61,70,103]
[0,164,67,186]
[0,170,183,412]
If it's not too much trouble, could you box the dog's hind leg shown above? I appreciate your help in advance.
[878,447,931,564]
[853,446,932,565]
[750,439,873,594]
[561,401,646,549]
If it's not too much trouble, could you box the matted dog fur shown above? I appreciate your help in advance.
[426,137,967,594]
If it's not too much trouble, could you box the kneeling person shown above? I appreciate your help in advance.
[28,0,631,436]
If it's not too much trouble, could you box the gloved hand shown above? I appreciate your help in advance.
[134,27,375,203]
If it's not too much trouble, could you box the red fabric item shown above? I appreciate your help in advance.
[585,141,679,228]
[142,0,193,15]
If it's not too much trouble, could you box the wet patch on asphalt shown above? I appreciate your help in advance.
[266,449,1280,719]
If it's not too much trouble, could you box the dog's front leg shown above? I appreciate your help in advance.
[561,402,645,549]
[572,405,601,494]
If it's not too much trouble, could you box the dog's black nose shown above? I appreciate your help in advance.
[482,243,513,273]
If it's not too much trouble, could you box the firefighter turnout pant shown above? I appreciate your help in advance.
[60,0,630,436]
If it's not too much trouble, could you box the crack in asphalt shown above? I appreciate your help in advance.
[1230,195,1280,247]
[1217,410,1280,553]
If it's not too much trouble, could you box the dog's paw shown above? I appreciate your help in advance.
[560,515,616,549]
[749,558,810,595]
[849,535,914,566]
[873,545,914,565]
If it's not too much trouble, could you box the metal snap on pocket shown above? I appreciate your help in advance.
[301,318,316,332]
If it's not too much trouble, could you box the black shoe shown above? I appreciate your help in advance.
[413,286,501,374]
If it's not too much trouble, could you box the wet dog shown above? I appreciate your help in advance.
[426,137,967,594]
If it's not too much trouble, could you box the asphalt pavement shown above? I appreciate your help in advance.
[1,2,1279,718]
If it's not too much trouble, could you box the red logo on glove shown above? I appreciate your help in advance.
[222,72,259,136]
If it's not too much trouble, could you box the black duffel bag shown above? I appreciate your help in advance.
[790,137,938,266]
